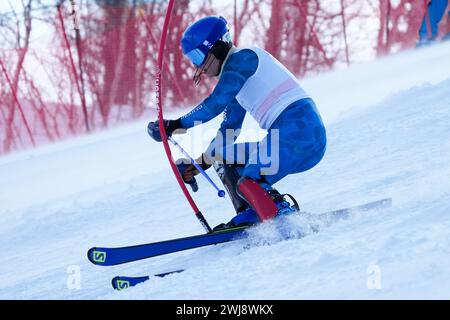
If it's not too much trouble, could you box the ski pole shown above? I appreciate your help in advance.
[168,137,226,198]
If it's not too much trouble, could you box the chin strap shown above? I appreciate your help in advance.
[193,41,232,86]
[193,53,215,86]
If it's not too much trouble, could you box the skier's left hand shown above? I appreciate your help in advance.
[147,119,186,142]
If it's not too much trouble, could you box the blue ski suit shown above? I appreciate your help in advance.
[419,0,449,41]
[180,48,327,186]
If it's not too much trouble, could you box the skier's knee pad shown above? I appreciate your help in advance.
[236,178,278,221]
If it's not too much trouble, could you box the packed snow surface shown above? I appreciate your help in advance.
[1,42,449,299]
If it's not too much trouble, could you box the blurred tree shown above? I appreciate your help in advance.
[94,0,138,125]
[377,0,426,55]
[1,0,34,152]
[0,0,431,155]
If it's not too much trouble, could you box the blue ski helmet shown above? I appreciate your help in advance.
[181,16,231,67]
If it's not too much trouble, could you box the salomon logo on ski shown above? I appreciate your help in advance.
[115,280,130,291]
[91,249,106,264]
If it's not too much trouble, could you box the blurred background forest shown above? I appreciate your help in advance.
[0,0,443,154]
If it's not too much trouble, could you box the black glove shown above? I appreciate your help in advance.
[147,119,185,142]
[176,154,212,183]
[176,160,199,192]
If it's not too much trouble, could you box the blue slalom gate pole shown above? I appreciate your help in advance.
[168,137,226,198]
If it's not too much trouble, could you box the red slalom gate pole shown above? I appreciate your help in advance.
[155,0,212,233]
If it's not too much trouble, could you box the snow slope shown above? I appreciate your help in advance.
[0,42,449,299]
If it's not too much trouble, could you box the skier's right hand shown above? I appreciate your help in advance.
[176,154,212,183]
[175,160,200,193]
[176,161,198,183]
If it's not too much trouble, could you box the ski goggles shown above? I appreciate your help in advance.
[185,48,207,67]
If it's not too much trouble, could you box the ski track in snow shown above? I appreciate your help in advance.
[0,42,449,299]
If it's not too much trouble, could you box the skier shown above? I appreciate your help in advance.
[148,16,327,230]
[444,2,450,41]
[417,0,450,46]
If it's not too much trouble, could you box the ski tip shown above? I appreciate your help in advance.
[87,247,108,265]
[111,277,121,290]
[112,276,151,291]
[87,247,96,264]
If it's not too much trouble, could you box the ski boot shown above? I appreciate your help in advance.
[212,206,260,232]
[226,189,299,225]
[212,178,300,231]
[267,189,300,216]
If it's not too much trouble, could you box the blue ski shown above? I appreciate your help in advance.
[314,197,392,221]
[87,225,249,266]
[112,270,184,290]
[110,198,392,290]
[89,198,392,269]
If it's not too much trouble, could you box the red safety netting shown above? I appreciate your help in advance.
[0,0,431,155]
